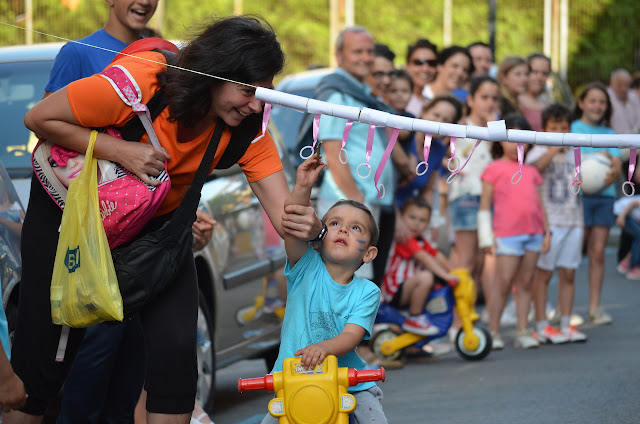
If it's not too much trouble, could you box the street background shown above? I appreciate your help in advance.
[212,246,640,424]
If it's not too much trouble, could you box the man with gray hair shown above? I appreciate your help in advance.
[296,26,396,286]
[608,68,640,134]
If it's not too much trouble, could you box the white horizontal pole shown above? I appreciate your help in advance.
[255,86,640,147]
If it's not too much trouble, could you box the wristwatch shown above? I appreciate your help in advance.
[309,220,327,243]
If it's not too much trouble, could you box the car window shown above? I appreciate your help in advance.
[0,60,54,177]
[0,162,24,299]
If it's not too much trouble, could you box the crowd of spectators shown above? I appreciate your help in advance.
[302,26,640,354]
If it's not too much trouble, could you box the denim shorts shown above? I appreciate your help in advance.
[449,195,480,231]
[495,233,544,256]
[583,195,615,227]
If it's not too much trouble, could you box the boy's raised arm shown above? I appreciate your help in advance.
[283,156,326,267]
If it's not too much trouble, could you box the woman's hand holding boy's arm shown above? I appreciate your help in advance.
[295,324,365,370]
[286,156,326,207]
[283,157,326,266]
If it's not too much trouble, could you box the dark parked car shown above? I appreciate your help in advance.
[0,42,292,413]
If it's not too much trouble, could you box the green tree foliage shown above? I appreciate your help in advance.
[568,0,640,91]
[1,0,639,91]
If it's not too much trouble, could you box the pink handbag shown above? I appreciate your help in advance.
[32,62,171,249]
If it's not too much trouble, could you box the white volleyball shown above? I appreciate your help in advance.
[579,154,611,195]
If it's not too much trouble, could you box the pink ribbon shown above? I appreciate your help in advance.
[623,148,637,196]
[312,113,321,150]
[357,124,376,178]
[446,138,483,183]
[416,133,433,176]
[374,128,400,198]
[511,143,524,184]
[251,102,272,143]
[299,113,322,159]
[447,136,458,171]
[339,120,354,164]
[570,147,582,194]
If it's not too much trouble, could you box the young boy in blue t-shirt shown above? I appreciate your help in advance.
[261,156,388,424]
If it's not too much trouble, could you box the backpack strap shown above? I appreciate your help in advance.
[99,65,162,151]
[102,47,176,144]
[117,88,167,142]
[214,112,263,170]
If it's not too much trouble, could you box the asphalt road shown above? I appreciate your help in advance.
[211,247,640,424]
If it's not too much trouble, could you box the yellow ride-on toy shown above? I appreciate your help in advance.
[371,268,492,361]
[238,355,385,424]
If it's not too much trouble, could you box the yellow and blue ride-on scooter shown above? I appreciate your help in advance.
[371,268,492,361]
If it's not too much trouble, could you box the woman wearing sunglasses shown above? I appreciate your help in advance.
[405,38,439,117]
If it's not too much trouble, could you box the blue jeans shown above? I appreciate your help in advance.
[57,316,146,424]
[624,216,640,267]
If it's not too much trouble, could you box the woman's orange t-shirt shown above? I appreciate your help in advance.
[66,51,283,216]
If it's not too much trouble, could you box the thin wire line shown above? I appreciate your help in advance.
[0,21,255,88]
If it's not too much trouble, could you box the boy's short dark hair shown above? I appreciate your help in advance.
[374,43,396,62]
[401,196,432,215]
[323,200,379,246]
[390,68,414,92]
[541,103,572,130]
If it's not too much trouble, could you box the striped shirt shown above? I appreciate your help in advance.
[382,237,437,302]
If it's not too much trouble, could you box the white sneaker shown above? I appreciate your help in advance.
[570,313,584,327]
[588,307,612,325]
[514,330,539,349]
[562,325,587,342]
[535,325,569,344]
[491,332,504,350]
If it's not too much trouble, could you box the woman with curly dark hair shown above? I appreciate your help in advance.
[14,15,321,424]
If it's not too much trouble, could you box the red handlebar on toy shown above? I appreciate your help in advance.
[347,368,385,385]
[238,374,275,393]
[238,367,385,393]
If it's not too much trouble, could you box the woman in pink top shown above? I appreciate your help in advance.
[518,53,552,131]
[478,114,550,350]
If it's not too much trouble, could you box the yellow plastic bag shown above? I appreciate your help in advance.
[51,130,123,327]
